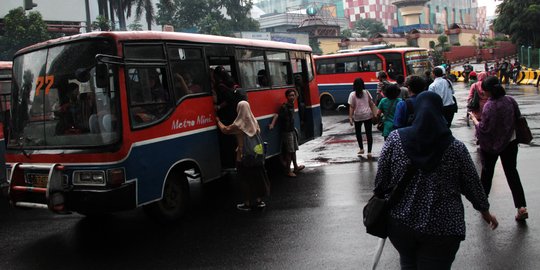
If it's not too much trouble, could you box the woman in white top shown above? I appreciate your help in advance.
[348,78,376,157]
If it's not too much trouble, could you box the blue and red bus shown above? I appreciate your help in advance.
[5,31,321,220]
[314,47,432,110]
[0,61,11,185]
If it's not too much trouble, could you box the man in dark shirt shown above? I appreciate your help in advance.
[393,75,426,128]
[269,89,304,177]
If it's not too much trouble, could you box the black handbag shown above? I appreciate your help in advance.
[513,100,532,144]
[516,116,532,144]
[363,166,416,238]
[467,85,480,110]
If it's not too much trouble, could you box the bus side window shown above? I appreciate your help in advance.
[127,67,171,127]
[359,55,382,72]
[168,46,207,100]
[267,51,292,87]
[236,49,265,89]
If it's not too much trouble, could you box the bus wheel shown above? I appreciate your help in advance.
[144,172,189,223]
[320,95,334,110]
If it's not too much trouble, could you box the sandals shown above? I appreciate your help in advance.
[516,207,529,221]
[293,165,305,173]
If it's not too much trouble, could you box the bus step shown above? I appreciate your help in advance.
[14,202,48,209]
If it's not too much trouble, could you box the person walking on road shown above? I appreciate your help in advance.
[467,71,489,121]
[216,101,270,211]
[469,76,529,221]
[376,84,401,140]
[428,66,456,127]
[375,91,498,269]
[393,75,426,129]
[347,78,375,157]
[269,89,305,177]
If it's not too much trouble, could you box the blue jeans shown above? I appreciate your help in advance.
[388,219,462,270]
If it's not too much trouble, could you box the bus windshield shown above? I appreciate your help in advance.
[405,50,432,76]
[9,40,120,149]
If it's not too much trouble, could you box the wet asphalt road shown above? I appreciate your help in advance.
[1,82,540,269]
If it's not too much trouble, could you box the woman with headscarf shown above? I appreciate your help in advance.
[374,91,498,269]
[216,101,270,211]
[467,71,489,121]
[469,76,529,221]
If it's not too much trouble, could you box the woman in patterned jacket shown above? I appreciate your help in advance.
[374,91,498,269]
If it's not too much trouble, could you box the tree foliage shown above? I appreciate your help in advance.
[156,0,259,35]
[353,18,387,38]
[494,0,540,48]
[0,7,51,60]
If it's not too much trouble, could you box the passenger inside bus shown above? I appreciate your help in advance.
[257,69,269,87]
[174,70,202,96]
[55,83,81,134]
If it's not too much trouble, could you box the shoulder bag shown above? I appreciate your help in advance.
[363,166,416,238]
[367,91,380,124]
[512,100,533,144]
[467,85,480,110]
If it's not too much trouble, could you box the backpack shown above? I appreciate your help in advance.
[241,133,265,167]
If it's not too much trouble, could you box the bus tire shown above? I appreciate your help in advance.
[144,171,189,223]
[320,95,334,110]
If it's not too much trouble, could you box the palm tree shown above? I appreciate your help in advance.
[131,0,155,30]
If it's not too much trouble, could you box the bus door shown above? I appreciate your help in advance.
[380,53,405,80]
[291,52,311,141]
[206,46,240,169]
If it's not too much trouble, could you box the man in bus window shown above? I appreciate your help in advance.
[387,63,396,80]
[257,69,269,87]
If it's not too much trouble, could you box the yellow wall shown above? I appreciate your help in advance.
[416,35,439,50]
[459,32,479,46]
[319,38,342,54]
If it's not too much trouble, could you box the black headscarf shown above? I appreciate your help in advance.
[398,91,455,172]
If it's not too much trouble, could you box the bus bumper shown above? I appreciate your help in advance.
[66,181,137,213]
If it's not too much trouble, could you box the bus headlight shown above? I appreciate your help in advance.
[73,171,106,186]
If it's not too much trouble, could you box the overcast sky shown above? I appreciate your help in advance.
[477,0,500,17]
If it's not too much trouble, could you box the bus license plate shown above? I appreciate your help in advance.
[26,174,48,188]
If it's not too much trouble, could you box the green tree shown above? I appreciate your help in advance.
[354,18,387,38]
[0,7,51,60]
[494,0,540,48]
[92,15,112,31]
[156,0,259,35]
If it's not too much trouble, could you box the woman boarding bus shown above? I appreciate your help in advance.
[4,31,321,221]
[314,47,432,110]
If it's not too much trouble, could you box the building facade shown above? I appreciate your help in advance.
[344,0,398,32]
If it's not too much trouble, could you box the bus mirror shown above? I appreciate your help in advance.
[96,64,109,88]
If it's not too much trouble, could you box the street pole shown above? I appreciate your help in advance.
[521,45,524,64]
[85,0,91,33]
[528,46,531,68]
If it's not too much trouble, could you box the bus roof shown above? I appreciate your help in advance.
[15,31,313,56]
[0,61,12,70]
[314,47,427,59]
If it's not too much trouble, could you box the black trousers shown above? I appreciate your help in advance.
[480,140,527,208]
[388,219,462,270]
[354,118,373,153]
[442,105,455,127]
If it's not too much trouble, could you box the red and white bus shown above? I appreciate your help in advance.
[0,61,11,185]
[314,47,432,110]
[5,31,321,220]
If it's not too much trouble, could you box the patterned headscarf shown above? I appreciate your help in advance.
[233,101,260,137]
